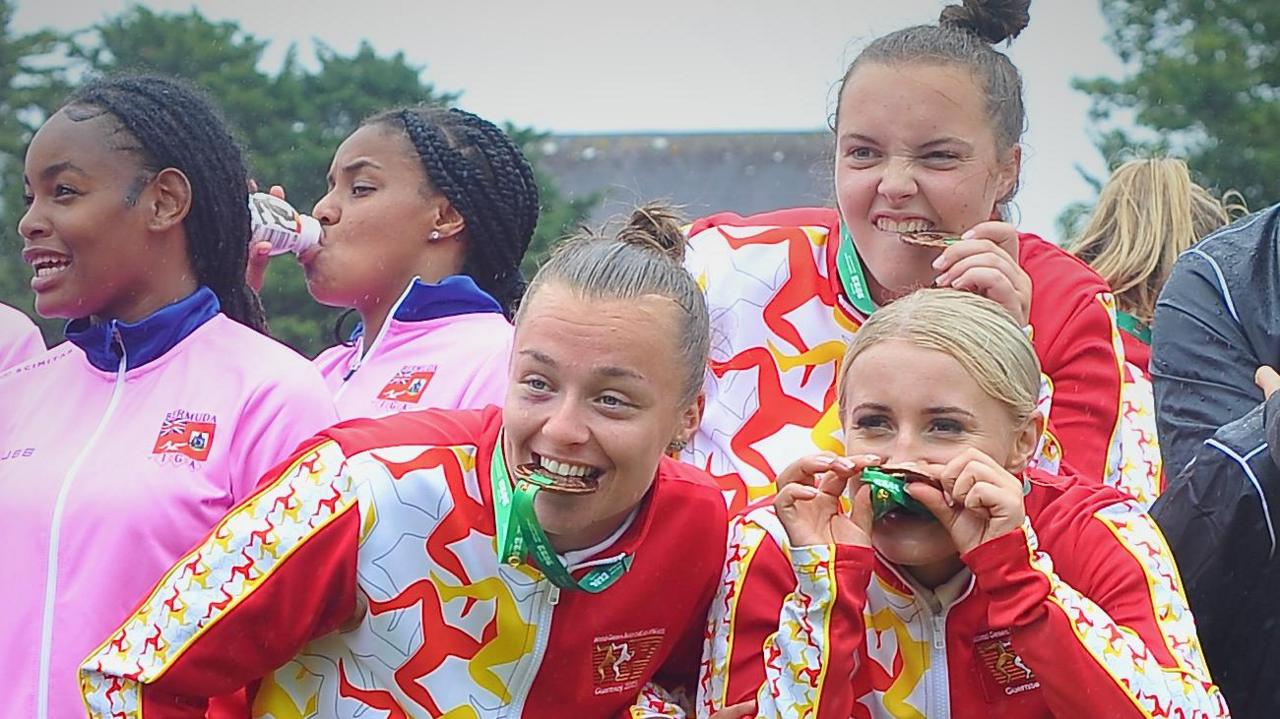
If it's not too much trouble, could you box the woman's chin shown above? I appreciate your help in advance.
[871,513,957,568]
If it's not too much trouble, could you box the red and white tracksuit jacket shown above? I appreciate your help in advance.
[81,406,727,718]
[1118,328,1163,508]
[682,208,1163,510]
[699,469,1228,718]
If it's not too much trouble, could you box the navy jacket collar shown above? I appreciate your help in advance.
[349,275,502,341]
[65,287,220,372]
[394,275,502,322]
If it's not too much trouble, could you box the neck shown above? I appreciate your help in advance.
[357,302,394,355]
[866,272,903,308]
[540,505,631,555]
[902,555,966,590]
[97,272,199,325]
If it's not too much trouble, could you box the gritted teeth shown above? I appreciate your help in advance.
[534,454,601,479]
[875,218,935,233]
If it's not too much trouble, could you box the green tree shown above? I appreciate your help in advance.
[0,6,597,354]
[506,125,598,277]
[1075,0,1280,210]
[0,0,69,339]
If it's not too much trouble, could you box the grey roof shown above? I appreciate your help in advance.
[536,131,834,224]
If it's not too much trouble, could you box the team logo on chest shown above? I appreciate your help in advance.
[974,628,1040,700]
[377,365,436,404]
[151,410,218,465]
[591,628,665,697]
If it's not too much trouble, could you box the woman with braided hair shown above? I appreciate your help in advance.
[251,105,540,420]
[0,74,338,719]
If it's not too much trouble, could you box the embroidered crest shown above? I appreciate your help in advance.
[974,629,1040,700]
[591,628,665,696]
[377,366,436,404]
[151,410,218,463]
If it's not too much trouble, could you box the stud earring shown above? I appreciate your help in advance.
[667,438,688,454]
[429,230,441,241]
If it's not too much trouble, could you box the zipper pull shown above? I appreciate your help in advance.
[548,585,561,606]
[932,614,946,650]
[111,323,128,373]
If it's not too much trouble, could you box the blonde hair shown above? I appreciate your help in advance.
[1068,158,1244,324]
[837,289,1040,426]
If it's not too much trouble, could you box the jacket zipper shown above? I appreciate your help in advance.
[916,591,951,719]
[929,610,950,718]
[335,279,417,393]
[504,579,560,717]
[36,326,128,719]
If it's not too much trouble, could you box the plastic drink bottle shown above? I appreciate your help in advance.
[249,192,322,256]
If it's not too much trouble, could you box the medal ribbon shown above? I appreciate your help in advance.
[1115,310,1152,345]
[491,438,632,593]
[835,223,878,316]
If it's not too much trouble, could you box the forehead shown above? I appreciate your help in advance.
[837,62,992,140]
[25,108,142,178]
[331,123,424,176]
[514,284,685,380]
[843,340,986,406]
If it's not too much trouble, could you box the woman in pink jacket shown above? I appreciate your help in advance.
[251,106,540,419]
[0,301,44,370]
[0,74,338,719]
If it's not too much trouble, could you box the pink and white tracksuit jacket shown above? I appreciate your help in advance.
[312,275,514,420]
[0,287,338,719]
[0,302,45,371]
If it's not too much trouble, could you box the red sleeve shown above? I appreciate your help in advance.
[700,509,872,718]
[1021,236,1125,483]
[963,509,1228,718]
[81,440,360,718]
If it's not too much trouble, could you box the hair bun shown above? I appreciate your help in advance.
[939,0,1030,44]
[614,202,688,263]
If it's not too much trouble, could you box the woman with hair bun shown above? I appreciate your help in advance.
[84,204,729,718]
[702,289,1227,718]
[684,0,1140,510]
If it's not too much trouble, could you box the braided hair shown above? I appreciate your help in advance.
[64,74,267,332]
[365,106,540,317]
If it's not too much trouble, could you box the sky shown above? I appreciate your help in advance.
[13,0,1129,242]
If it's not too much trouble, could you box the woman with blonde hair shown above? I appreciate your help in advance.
[1068,158,1238,506]
[702,288,1226,718]
[1069,157,1237,373]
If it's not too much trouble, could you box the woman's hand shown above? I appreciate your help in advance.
[905,448,1027,554]
[932,220,1031,326]
[1256,366,1280,400]
[246,184,289,293]
[774,453,879,548]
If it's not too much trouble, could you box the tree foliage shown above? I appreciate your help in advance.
[0,0,69,334]
[0,5,594,354]
[1075,0,1280,216]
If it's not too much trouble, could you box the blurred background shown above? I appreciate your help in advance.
[4,0,1273,354]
